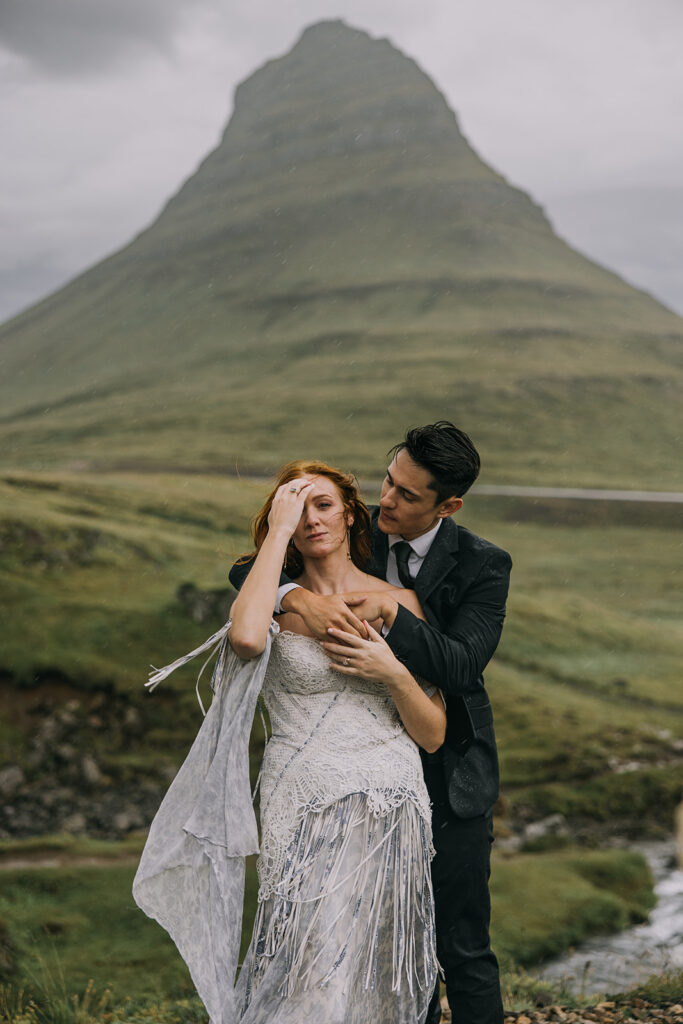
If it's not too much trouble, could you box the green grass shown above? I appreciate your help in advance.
[492,848,655,969]
[0,844,654,1012]
[0,470,255,691]
[0,469,681,1017]
[1,470,681,829]
[0,837,145,862]
[0,866,191,1002]
[0,856,261,1004]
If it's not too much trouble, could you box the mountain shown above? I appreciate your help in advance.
[1,19,681,487]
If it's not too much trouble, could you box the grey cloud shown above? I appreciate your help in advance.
[545,186,683,316]
[2,0,683,323]
[0,0,205,75]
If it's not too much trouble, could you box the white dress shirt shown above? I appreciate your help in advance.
[385,519,443,587]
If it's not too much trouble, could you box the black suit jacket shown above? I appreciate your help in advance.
[365,508,511,818]
[229,509,511,819]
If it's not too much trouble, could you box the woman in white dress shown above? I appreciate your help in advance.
[134,461,444,1024]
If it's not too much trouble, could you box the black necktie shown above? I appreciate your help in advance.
[393,541,415,589]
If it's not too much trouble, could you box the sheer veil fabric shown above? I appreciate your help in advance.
[133,620,438,1024]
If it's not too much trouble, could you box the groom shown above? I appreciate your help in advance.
[230,421,511,1024]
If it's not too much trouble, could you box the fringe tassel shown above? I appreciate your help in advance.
[146,619,232,715]
[244,793,437,1003]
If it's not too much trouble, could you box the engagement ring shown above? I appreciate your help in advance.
[289,486,298,493]
[343,658,350,667]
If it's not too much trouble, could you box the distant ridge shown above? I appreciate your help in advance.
[1,20,681,487]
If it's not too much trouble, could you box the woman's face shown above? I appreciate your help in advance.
[291,475,352,560]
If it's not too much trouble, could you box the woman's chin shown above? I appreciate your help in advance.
[300,540,344,559]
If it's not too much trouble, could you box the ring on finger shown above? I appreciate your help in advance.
[343,657,350,667]
[289,486,298,493]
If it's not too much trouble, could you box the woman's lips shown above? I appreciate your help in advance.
[306,532,327,540]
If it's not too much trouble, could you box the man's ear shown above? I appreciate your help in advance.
[438,496,463,519]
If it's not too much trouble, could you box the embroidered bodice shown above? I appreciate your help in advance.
[257,630,433,898]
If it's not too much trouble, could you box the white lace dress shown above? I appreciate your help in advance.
[134,622,437,1024]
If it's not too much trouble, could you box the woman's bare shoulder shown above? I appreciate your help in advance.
[381,583,425,622]
[275,611,316,638]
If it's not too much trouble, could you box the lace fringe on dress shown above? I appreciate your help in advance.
[241,791,436,1009]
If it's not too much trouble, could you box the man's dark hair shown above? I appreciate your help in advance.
[389,421,480,502]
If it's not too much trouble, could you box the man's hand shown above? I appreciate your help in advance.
[281,589,368,640]
[337,592,400,632]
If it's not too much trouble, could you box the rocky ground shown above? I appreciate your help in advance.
[501,1004,683,1024]
[431,996,683,1023]
[0,690,172,839]
[0,583,232,842]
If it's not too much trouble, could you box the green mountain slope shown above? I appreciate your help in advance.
[1,20,681,485]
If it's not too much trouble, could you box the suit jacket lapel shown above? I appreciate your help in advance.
[414,517,459,603]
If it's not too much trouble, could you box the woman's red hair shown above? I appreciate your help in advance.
[241,460,372,576]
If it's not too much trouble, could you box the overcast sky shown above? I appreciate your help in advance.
[1,0,682,323]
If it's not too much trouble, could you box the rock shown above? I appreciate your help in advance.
[54,786,76,803]
[81,755,102,785]
[56,705,79,728]
[0,766,25,797]
[161,763,179,783]
[523,813,569,843]
[61,812,87,834]
[37,717,60,743]
[112,807,144,833]
[123,706,142,732]
[55,743,77,763]
[495,834,522,852]
[176,582,234,624]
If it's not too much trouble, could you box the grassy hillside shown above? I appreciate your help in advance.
[0,466,680,1014]
[1,468,681,832]
[0,21,681,487]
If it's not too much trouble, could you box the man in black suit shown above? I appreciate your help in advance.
[229,421,511,1024]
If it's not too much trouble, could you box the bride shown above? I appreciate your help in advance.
[134,461,444,1024]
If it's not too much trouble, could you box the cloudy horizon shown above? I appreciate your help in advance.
[2,0,682,323]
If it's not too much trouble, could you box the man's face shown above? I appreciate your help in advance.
[378,448,462,540]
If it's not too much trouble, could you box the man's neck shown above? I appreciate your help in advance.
[398,518,444,543]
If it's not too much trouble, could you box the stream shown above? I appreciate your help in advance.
[532,841,683,997]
